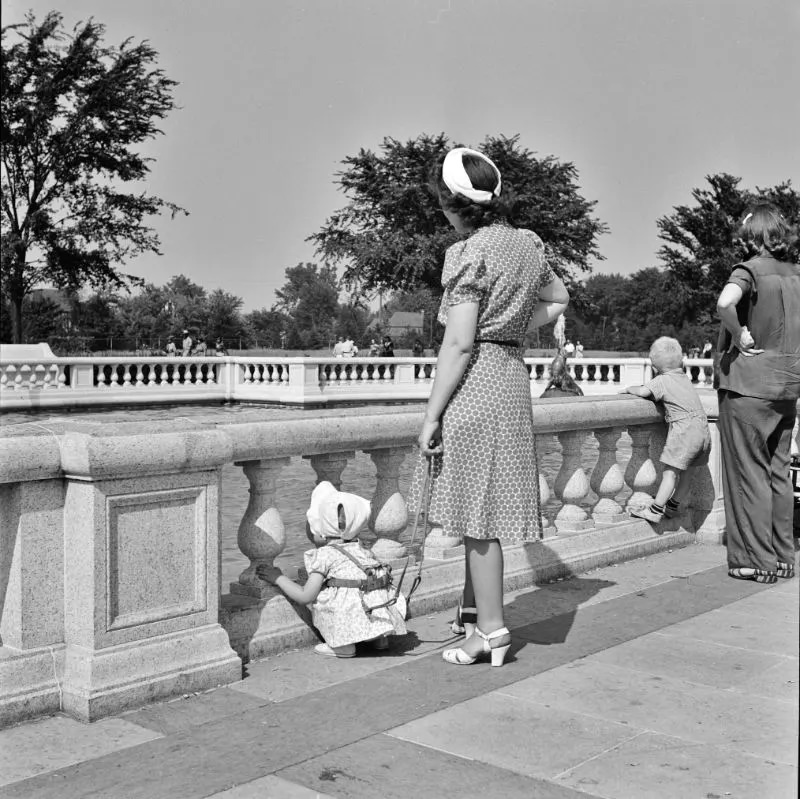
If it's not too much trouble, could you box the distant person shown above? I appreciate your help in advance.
[193,337,207,355]
[715,203,800,583]
[701,340,713,358]
[412,338,425,357]
[688,345,700,359]
[215,337,226,356]
[622,336,711,524]
[181,330,193,356]
[380,335,395,357]
[575,341,584,358]
[368,339,380,357]
[342,337,357,357]
[165,337,177,356]
[256,482,406,658]
[564,339,575,356]
[332,336,345,357]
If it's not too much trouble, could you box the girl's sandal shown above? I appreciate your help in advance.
[776,562,795,579]
[728,568,778,584]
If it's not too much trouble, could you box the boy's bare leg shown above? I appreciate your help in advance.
[669,467,694,505]
[653,467,680,507]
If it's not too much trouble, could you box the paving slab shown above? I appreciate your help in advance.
[119,687,265,736]
[231,611,462,703]
[0,715,162,787]
[587,629,791,691]
[276,733,604,799]
[723,585,800,625]
[655,604,798,658]
[208,774,333,798]
[557,729,797,799]
[730,657,800,704]
[498,659,798,764]
[388,691,639,779]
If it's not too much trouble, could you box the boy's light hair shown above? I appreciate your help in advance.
[649,336,684,373]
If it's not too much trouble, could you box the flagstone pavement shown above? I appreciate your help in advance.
[1,544,797,799]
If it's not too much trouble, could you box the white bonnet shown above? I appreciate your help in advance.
[306,481,371,541]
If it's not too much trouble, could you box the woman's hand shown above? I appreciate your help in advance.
[418,417,443,457]
[733,326,764,357]
[256,564,282,584]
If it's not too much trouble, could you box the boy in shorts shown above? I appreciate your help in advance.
[622,336,712,524]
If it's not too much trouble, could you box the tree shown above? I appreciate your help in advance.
[656,174,799,330]
[206,289,248,346]
[274,263,339,348]
[1,11,187,342]
[245,308,290,349]
[308,133,607,298]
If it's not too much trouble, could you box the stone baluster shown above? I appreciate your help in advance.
[648,423,668,487]
[365,447,411,563]
[624,425,658,511]
[553,430,594,532]
[591,428,627,524]
[538,470,557,539]
[122,363,132,387]
[230,457,291,598]
[304,449,355,541]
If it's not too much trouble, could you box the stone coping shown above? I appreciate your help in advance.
[0,395,724,484]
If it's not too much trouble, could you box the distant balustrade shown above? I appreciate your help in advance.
[0,353,716,410]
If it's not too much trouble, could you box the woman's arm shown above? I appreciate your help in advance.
[418,301,479,456]
[717,283,762,355]
[529,276,569,330]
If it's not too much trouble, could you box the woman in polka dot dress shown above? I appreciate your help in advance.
[412,147,569,667]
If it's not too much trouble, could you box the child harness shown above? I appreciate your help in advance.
[325,544,392,592]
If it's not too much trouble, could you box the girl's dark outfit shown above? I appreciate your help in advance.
[716,255,800,577]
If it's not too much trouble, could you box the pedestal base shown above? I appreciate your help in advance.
[0,645,65,727]
[60,624,241,722]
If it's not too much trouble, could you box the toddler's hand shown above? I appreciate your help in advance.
[256,564,282,584]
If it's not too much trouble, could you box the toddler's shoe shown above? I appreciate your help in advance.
[314,643,356,658]
[631,504,664,524]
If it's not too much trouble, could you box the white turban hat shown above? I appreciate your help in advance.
[306,481,371,541]
[442,147,502,205]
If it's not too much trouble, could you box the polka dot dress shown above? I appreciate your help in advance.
[409,222,555,543]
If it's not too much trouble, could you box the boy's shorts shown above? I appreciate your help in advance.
[660,415,711,471]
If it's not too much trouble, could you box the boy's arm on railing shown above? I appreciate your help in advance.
[620,385,653,398]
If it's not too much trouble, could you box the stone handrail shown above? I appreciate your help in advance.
[0,354,715,409]
[0,394,727,725]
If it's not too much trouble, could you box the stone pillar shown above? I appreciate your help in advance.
[624,425,658,511]
[591,428,627,525]
[365,447,411,563]
[53,426,241,722]
[230,458,291,599]
[691,415,726,542]
[553,430,594,533]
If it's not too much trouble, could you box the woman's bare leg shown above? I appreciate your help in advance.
[459,536,505,658]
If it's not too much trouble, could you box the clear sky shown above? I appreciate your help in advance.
[3,0,799,311]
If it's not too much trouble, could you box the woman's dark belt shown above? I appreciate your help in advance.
[474,338,521,347]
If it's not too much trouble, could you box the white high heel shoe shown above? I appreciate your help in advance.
[442,627,511,667]
[451,601,477,638]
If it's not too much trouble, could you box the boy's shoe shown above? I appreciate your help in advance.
[663,502,681,519]
[631,505,664,524]
[314,643,356,658]
[370,635,390,650]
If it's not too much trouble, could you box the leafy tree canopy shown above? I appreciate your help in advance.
[1,10,187,341]
[308,133,607,298]
[656,173,799,327]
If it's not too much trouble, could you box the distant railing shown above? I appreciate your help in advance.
[0,354,716,410]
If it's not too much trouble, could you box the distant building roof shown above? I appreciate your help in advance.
[385,311,423,335]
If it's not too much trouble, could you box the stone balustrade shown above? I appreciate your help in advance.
[0,353,715,410]
[0,393,731,726]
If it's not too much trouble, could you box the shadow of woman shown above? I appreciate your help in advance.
[495,541,617,660]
